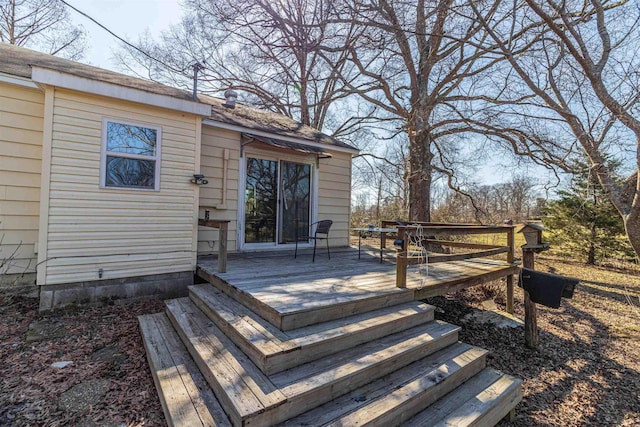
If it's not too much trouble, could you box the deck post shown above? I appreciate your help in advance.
[218,221,228,273]
[198,219,230,273]
[396,226,408,288]
[506,226,515,314]
[522,249,538,349]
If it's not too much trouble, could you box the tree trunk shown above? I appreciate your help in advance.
[624,212,640,263]
[408,129,433,222]
[587,221,596,265]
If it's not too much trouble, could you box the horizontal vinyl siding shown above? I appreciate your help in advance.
[44,89,198,285]
[198,126,240,253]
[0,82,44,274]
[318,152,352,246]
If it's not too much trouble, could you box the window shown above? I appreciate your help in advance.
[101,119,161,190]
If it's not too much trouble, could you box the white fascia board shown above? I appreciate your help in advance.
[0,72,40,89]
[203,118,359,155]
[31,67,212,116]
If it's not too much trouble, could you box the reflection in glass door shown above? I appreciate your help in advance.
[244,158,278,243]
[279,162,311,244]
[244,157,312,246]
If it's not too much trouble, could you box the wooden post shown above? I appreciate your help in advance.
[396,226,407,288]
[198,219,229,273]
[218,221,228,273]
[506,227,515,314]
[522,249,538,349]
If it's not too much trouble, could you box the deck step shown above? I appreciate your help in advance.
[281,342,488,426]
[165,297,460,427]
[197,266,416,330]
[189,284,436,375]
[405,368,523,427]
[138,313,231,427]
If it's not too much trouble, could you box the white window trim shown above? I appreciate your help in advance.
[100,117,162,191]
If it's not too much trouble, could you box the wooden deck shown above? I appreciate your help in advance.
[140,245,522,426]
[197,247,518,331]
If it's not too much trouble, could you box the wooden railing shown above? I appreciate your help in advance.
[393,222,516,313]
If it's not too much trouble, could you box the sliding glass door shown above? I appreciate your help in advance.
[244,157,312,246]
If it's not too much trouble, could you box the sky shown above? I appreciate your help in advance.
[66,0,183,71]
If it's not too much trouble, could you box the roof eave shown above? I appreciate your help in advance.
[31,66,212,116]
[203,118,359,155]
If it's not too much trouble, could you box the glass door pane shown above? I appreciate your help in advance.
[244,158,278,243]
[279,161,311,244]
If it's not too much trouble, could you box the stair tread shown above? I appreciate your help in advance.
[138,313,231,427]
[271,320,460,392]
[190,284,435,374]
[281,342,489,427]
[166,297,460,426]
[405,368,523,427]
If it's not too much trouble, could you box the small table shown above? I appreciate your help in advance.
[352,227,398,263]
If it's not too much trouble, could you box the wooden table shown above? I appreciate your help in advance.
[352,227,398,263]
[198,219,230,272]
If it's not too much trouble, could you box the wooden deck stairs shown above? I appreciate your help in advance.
[139,276,522,426]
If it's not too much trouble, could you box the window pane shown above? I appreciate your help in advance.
[106,122,156,156]
[106,156,155,188]
[244,158,278,243]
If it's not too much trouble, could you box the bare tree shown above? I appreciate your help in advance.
[0,0,86,59]
[116,0,372,135]
[321,0,545,221]
[470,0,640,259]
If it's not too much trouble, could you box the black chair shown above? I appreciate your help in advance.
[295,220,333,262]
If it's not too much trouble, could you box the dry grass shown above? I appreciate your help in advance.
[429,255,640,426]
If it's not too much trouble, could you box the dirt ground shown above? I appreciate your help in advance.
[0,256,639,426]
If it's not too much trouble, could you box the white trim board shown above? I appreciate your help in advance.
[31,67,212,116]
[0,72,40,89]
[203,119,359,155]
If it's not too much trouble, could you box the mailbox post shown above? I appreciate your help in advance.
[518,223,550,349]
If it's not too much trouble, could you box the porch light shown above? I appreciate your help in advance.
[191,174,208,185]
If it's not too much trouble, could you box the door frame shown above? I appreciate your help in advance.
[237,147,319,251]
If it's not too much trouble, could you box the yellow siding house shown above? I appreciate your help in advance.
[0,44,357,310]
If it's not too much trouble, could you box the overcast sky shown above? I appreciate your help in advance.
[67,0,183,71]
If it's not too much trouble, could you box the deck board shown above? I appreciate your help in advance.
[198,248,516,330]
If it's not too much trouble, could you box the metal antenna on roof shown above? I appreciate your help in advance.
[192,62,205,101]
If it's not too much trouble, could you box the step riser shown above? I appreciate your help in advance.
[404,368,523,427]
[198,269,285,330]
[354,354,487,427]
[190,286,436,375]
[249,331,461,427]
[267,308,435,375]
[463,387,522,427]
[198,268,415,330]
[280,292,416,330]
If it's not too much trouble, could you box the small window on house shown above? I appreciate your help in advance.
[101,119,161,190]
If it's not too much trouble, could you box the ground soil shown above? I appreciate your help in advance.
[0,255,638,426]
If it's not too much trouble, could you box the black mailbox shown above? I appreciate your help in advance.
[519,268,579,309]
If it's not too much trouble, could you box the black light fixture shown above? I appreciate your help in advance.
[191,174,208,185]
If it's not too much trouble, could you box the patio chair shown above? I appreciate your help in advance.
[295,220,333,262]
